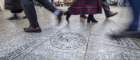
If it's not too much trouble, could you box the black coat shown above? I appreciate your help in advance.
[5,0,22,10]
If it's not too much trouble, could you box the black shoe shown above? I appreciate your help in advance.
[87,15,98,23]
[57,11,63,24]
[64,11,71,23]
[8,16,18,20]
[23,16,27,19]
[24,26,41,32]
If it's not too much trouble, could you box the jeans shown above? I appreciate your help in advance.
[127,0,140,30]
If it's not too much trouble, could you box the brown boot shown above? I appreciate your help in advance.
[80,15,88,18]
[24,26,41,32]
[106,12,118,18]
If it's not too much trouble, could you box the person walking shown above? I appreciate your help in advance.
[20,0,63,32]
[111,0,140,38]
[80,0,118,19]
[64,0,102,23]
[5,0,26,20]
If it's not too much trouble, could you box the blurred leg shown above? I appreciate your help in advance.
[37,0,57,13]
[20,0,39,28]
[127,0,140,30]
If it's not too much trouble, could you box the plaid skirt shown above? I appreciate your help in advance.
[68,0,102,15]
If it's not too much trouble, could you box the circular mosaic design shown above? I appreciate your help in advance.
[50,32,86,50]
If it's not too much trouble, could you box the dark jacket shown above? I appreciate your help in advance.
[5,0,22,10]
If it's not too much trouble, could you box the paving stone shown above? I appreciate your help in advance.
[0,33,50,60]
[0,43,14,58]
[85,42,140,60]
[21,54,53,60]
[90,20,139,49]
[30,21,91,60]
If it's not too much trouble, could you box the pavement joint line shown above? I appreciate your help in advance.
[90,41,140,51]
[19,24,68,60]
[131,38,140,48]
[29,53,54,60]
[84,24,92,60]
[111,19,140,49]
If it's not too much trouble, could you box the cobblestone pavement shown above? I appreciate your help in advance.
[0,6,140,60]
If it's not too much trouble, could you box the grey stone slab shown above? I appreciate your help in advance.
[0,33,50,60]
[0,43,14,58]
[21,54,53,60]
[30,22,91,60]
[90,20,139,49]
[131,38,140,48]
[85,42,140,60]
[0,28,24,43]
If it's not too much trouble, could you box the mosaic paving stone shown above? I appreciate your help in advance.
[85,42,140,60]
[0,33,50,60]
[90,20,139,49]
[50,32,86,50]
[30,21,91,60]
[21,54,53,60]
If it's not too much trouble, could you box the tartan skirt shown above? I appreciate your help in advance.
[68,0,102,15]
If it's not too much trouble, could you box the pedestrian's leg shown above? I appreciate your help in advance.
[8,9,23,20]
[8,11,18,20]
[110,0,140,38]
[102,0,118,18]
[102,0,112,16]
[37,0,57,12]
[37,0,63,23]
[20,0,39,28]
[20,0,41,32]
[127,0,140,30]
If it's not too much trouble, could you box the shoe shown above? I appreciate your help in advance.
[126,29,138,31]
[24,26,41,32]
[106,12,118,18]
[111,31,140,38]
[80,15,88,18]
[8,16,18,20]
[64,11,71,23]
[87,15,98,23]
[23,16,27,19]
[57,11,63,24]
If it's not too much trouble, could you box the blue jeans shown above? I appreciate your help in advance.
[128,0,140,30]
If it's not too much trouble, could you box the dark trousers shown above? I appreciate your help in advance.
[102,0,112,17]
[20,0,57,28]
[128,0,140,30]
[11,9,23,13]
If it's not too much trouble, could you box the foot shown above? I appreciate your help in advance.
[24,26,41,32]
[57,11,63,23]
[64,11,71,23]
[91,20,98,23]
[90,18,98,23]
[80,15,88,18]
[23,16,27,19]
[111,31,140,39]
[126,29,138,31]
[106,12,118,18]
[8,16,18,20]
